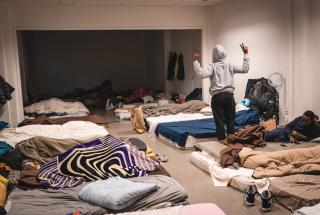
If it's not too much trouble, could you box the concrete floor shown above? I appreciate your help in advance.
[101,110,292,215]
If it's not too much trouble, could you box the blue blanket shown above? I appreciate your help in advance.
[155,110,261,147]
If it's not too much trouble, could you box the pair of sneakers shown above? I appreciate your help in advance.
[244,185,273,211]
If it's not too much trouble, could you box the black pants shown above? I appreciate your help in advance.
[211,92,236,140]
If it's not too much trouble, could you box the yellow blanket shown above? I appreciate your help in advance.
[0,175,8,207]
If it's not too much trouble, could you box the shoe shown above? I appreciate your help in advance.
[261,190,273,211]
[244,185,256,206]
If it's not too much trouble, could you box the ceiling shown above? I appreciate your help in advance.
[8,0,224,6]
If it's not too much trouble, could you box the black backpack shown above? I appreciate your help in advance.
[245,78,279,123]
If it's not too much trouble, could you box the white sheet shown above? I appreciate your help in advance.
[0,121,108,147]
[158,134,214,149]
[147,113,212,133]
[24,98,89,116]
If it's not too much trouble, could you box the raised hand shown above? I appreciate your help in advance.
[240,43,248,54]
[192,50,201,61]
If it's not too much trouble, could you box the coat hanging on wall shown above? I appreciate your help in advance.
[167,52,177,81]
[177,53,185,80]
[0,75,15,105]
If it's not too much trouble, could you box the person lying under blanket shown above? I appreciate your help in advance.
[264,110,320,142]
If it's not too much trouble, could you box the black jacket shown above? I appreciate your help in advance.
[0,75,15,105]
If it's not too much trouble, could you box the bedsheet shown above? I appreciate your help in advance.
[147,113,212,133]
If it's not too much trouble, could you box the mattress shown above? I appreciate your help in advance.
[117,203,226,215]
[269,174,320,212]
[158,134,214,150]
[114,109,131,120]
[7,175,187,215]
[190,151,270,193]
[182,203,226,215]
[191,141,320,193]
[146,113,212,133]
[195,140,320,161]
[24,98,89,118]
[155,110,261,148]
[114,103,159,120]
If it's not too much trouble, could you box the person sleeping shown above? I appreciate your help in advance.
[265,110,320,142]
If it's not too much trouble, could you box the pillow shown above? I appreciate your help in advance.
[195,141,227,160]
[79,177,158,210]
[311,137,320,143]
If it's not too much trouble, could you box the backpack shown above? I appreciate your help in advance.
[245,78,279,123]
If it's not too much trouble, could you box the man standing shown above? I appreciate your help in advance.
[193,43,249,142]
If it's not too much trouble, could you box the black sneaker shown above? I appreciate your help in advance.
[244,185,256,206]
[261,190,273,211]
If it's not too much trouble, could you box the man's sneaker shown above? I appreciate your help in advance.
[244,185,256,206]
[261,190,273,211]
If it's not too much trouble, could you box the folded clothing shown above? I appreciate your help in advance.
[79,177,158,210]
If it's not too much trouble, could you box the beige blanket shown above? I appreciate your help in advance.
[16,136,85,165]
[239,145,320,178]
[143,100,207,117]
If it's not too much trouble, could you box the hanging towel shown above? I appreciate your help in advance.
[0,75,15,105]
[177,54,185,80]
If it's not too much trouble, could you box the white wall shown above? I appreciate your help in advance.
[290,0,320,118]
[145,31,165,92]
[9,3,208,29]
[166,30,202,95]
[207,0,292,121]
[23,30,149,96]
[0,3,10,122]
[1,2,208,124]
[0,1,24,124]
[207,0,320,121]
[311,1,320,116]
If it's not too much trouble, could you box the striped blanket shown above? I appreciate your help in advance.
[38,135,158,188]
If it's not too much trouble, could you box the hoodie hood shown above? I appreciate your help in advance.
[212,44,227,62]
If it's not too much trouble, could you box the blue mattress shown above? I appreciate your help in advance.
[155,110,261,147]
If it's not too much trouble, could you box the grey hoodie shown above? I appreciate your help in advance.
[193,44,249,96]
